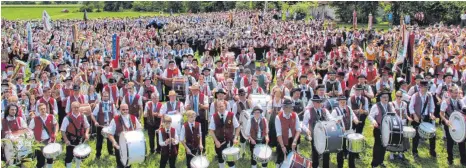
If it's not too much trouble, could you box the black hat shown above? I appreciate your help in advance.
[73,85,80,91]
[81,58,88,63]
[337,96,347,101]
[367,60,374,65]
[425,72,434,77]
[355,84,365,90]
[215,88,226,96]
[311,95,323,102]
[379,91,391,97]
[420,80,429,86]
[168,60,175,64]
[64,77,72,81]
[28,77,36,82]
[358,74,367,79]
[59,70,67,73]
[444,72,453,78]
[398,78,407,85]
[123,78,130,84]
[109,78,116,83]
[283,98,294,106]
[102,64,110,69]
[316,84,325,90]
[202,68,211,72]
[415,74,424,80]
[291,88,301,94]
[238,88,246,94]
[337,71,345,76]
[328,71,336,75]
[252,106,263,113]
[144,77,151,81]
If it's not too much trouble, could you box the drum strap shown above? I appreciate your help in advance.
[39,116,52,139]
[67,116,83,137]
[420,95,429,117]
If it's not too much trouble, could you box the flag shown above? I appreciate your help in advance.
[368,13,373,30]
[42,10,51,31]
[27,22,32,52]
[84,9,88,21]
[72,24,78,42]
[112,34,120,69]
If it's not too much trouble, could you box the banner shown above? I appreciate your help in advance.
[27,22,32,52]
[72,24,78,42]
[112,34,120,69]
[42,10,52,31]
[353,10,357,30]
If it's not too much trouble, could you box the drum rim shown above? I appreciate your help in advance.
[449,112,466,142]
[313,122,328,154]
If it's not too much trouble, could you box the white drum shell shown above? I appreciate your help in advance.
[419,122,436,139]
[222,147,241,162]
[449,111,466,143]
[239,110,252,138]
[101,126,110,138]
[43,143,62,159]
[73,144,91,160]
[403,126,416,139]
[250,94,270,111]
[190,155,210,168]
[119,131,146,166]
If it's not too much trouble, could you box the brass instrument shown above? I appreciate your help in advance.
[39,58,51,73]
[9,59,28,82]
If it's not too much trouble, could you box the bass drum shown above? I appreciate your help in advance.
[381,113,403,147]
[280,151,312,168]
[250,94,270,111]
[313,121,344,154]
[449,111,466,143]
[119,131,146,166]
[166,113,183,136]
[239,109,252,139]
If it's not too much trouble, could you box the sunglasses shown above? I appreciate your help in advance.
[396,95,402,98]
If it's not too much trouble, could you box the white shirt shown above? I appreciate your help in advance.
[368,102,395,124]
[121,93,143,106]
[35,97,59,116]
[29,115,57,140]
[331,105,357,130]
[92,101,118,124]
[4,116,28,131]
[275,112,302,138]
[185,94,208,116]
[208,111,240,130]
[160,101,185,115]
[65,95,89,113]
[408,92,435,115]
[106,114,143,136]
[440,98,464,112]
[209,100,234,119]
[301,108,333,134]
[244,116,268,138]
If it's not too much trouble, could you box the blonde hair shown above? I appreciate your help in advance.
[185,110,196,118]
[164,115,172,123]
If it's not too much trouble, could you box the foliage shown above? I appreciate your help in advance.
[331,2,379,25]
[184,1,201,13]
[103,1,133,12]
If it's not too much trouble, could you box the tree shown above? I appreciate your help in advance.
[104,1,133,12]
[93,1,104,12]
[167,1,184,13]
[331,2,379,24]
[184,1,201,13]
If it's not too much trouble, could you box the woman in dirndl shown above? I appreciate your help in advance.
[387,91,412,160]
[266,87,284,147]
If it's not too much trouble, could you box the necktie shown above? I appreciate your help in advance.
[193,96,198,113]
[190,123,193,133]
[220,114,224,124]
[130,95,133,104]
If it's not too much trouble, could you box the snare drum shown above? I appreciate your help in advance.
[190,155,210,168]
[253,144,272,163]
[280,151,312,168]
[449,111,466,143]
[101,126,110,138]
[222,147,241,162]
[419,122,436,139]
[73,144,91,160]
[403,126,416,139]
[167,113,183,136]
[119,131,146,166]
[43,143,62,159]
[313,121,344,154]
[381,114,403,147]
[346,133,365,153]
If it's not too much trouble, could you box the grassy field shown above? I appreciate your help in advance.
[1,5,163,20]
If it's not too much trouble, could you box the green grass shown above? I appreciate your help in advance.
[1,5,163,20]
[337,22,391,32]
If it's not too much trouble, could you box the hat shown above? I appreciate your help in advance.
[109,78,116,83]
[462,107,466,114]
[337,96,347,101]
[252,106,263,113]
[81,58,88,63]
[168,90,177,96]
[59,70,67,73]
[415,74,424,80]
[168,60,175,64]
[102,64,110,69]
[73,85,80,91]
[189,84,200,90]
[215,88,226,96]
[355,84,365,90]
[123,78,129,84]
[202,67,211,72]
[444,72,453,78]
[283,98,294,106]
[65,76,72,81]
[397,77,407,85]
[379,90,391,97]
[358,74,367,79]
[367,61,374,65]
[316,84,325,90]
[238,88,246,94]
[215,60,222,64]
[311,95,323,102]
[337,71,345,76]
[328,71,336,75]
[28,77,36,82]
[290,88,301,94]
[420,80,429,86]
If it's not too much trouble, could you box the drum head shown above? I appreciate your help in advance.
[381,115,391,147]
[313,122,326,154]
[167,114,183,134]
[420,122,435,132]
[119,132,129,166]
[191,156,209,168]
[253,145,272,159]
[73,144,91,157]
[280,151,296,168]
[240,110,251,136]
[223,147,240,155]
[449,112,466,143]
[43,143,61,154]
[347,133,364,140]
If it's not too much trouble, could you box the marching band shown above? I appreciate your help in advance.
[2,10,466,168]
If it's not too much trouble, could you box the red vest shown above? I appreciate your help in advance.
[62,87,74,106]
[1,117,21,138]
[166,101,181,112]
[146,101,162,126]
[242,76,251,88]
[39,97,55,114]
[213,112,235,143]
[65,114,85,136]
[114,115,137,136]
[183,122,200,149]
[347,71,359,89]
[160,128,178,156]
[278,112,297,145]
[250,118,267,141]
[125,94,141,118]
[97,102,114,125]
[69,95,85,104]
[239,54,248,65]
[366,68,377,84]
[33,114,55,142]
[167,68,179,78]
[104,85,118,103]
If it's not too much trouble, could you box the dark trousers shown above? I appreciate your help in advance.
[160,152,177,168]
[412,119,436,154]
[96,127,114,157]
[276,138,294,165]
[114,135,131,168]
[65,145,75,163]
[312,139,330,168]
[35,149,53,168]
[186,148,199,168]
[146,124,160,153]
[215,141,235,167]
[195,116,208,148]
[444,124,466,163]
[355,114,367,134]
[337,138,355,168]
[371,128,386,167]
[250,139,267,167]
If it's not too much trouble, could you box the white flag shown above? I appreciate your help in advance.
[42,10,52,31]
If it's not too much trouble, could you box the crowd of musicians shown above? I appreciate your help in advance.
[2,10,466,168]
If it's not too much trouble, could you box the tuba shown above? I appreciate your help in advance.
[39,58,51,72]
[9,59,28,82]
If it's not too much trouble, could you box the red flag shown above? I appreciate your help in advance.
[112,34,120,69]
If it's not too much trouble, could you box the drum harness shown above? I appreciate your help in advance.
[66,116,84,144]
